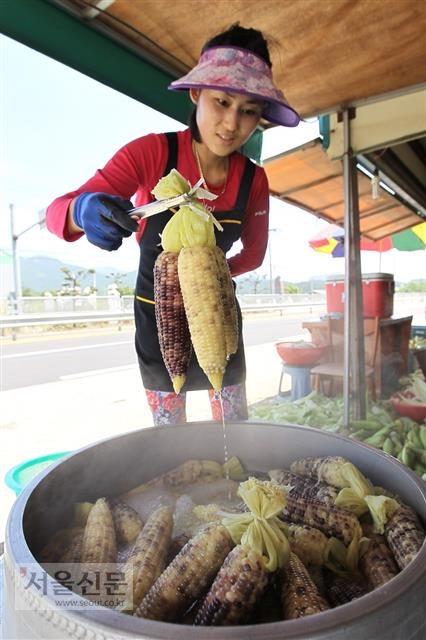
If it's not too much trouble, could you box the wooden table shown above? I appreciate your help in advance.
[302,316,413,397]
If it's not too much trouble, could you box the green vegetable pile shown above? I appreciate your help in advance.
[248,375,426,481]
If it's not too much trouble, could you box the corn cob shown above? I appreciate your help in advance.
[61,527,85,564]
[269,469,338,505]
[290,456,351,488]
[73,502,93,527]
[166,534,190,565]
[117,505,173,613]
[252,572,282,624]
[121,459,224,500]
[178,245,228,391]
[194,544,269,626]
[212,246,238,357]
[280,552,330,619]
[286,524,331,567]
[81,497,117,565]
[38,527,83,564]
[282,494,361,547]
[107,498,144,547]
[384,504,425,570]
[135,523,234,622]
[358,530,399,588]
[323,569,369,607]
[154,251,191,394]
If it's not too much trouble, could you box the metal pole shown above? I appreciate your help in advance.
[9,203,22,313]
[268,228,278,294]
[9,204,45,313]
[342,110,366,424]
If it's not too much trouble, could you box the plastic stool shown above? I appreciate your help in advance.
[278,364,312,400]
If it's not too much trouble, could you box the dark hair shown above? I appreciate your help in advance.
[189,23,271,140]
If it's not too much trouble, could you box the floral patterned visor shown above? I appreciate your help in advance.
[168,45,300,128]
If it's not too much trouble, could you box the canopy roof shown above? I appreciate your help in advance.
[2,0,425,122]
[1,0,425,236]
[264,138,425,241]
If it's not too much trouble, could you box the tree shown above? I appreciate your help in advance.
[106,272,133,296]
[396,279,426,293]
[283,283,301,294]
[60,267,86,295]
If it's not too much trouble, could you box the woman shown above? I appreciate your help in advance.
[46,23,300,425]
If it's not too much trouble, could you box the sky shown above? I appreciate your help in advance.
[1,34,425,289]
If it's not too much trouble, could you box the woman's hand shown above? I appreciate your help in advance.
[70,192,139,250]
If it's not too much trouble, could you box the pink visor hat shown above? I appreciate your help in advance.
[168,46,300,127]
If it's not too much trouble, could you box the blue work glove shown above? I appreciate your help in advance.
[73,192,139,251]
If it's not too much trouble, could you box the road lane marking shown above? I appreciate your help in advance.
[60,364,138,380]
[1,341,134,359]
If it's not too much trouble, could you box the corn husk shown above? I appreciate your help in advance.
[335,463,399,533]
[221,478,290,572]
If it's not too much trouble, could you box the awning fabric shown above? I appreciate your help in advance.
[264,139,425,241]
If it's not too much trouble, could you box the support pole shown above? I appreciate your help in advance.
[10,203,21,314]
[342,110,366,424]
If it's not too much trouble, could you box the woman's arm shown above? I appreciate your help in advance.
[46,133,166,241]
[227,167,270,277]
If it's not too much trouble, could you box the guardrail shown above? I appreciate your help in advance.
[1,293,424,336]
[0,310,134,329]
[0,303,325,332]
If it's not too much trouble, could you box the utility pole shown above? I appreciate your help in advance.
[9,203,46,314]
[268,228,279,294]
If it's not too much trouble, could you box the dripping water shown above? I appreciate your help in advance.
[217,390,233,500]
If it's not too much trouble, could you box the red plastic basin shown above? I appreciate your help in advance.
[275,342,327,367]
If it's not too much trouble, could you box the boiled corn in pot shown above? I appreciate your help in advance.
[4,422,426,639]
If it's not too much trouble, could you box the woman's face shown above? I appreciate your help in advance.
[190,89,263,157]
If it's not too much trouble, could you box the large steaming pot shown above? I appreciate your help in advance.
[4,422,426,639]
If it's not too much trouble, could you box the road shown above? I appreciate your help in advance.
[1,315,307,391]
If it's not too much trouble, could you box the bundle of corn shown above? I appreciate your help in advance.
[286,456,425,573]
[152,169,238,392]
[193,478,290,625]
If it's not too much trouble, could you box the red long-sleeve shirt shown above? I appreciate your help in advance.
[46,129,270,277]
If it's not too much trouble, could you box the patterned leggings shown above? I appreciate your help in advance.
[145,383,249,426]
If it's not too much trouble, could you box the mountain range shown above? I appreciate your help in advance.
[18,255,137,295]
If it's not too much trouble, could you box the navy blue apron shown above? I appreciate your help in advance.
[134,132,255,392]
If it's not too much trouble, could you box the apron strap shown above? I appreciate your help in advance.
[234,157,256,211]
[164,131,178,175]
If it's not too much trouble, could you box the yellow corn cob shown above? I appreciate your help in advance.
[108,498,144,547]
[359,529,399,588]
[61,527,85,564]
[323,569,369,606]
[222,455,245,480]
[290,456,351,488]
[135,523,234,622]
[286,524,331,567]
[384,504,425,570]
[121,459,224,500]
[194,544,269,626]
[81,497,117,565]
[269,469,338,505]
[154,251,191,394]
[73,502,93,527]
[282,494,361,547]
[280,552,330,619]
[38,527,83,564]
[178,245,228,391]
[212,245,238,357]
[117,505,173,613]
